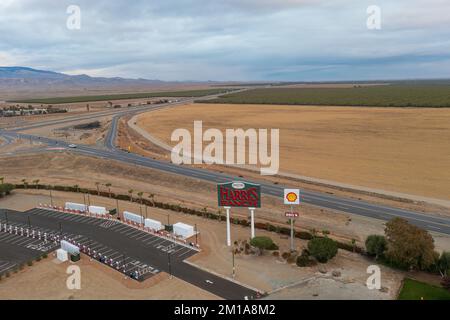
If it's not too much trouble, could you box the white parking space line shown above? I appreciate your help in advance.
[134,234,152,241]
[108,252,123,260]
[125,229,142,237]
[144,237,162,245]
[177,247,192,258]
[129,231,146,239]
[109,224,128,232]
[0,234,17,242]
[117,227,135,234]
[154,239,171,247]
[100,249,114,255]
[172,246,188,255]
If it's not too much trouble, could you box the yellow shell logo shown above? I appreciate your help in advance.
[286,192,297,202]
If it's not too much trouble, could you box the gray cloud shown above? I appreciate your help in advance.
[0,0,449,80]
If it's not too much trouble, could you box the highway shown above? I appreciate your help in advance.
[0,93,449,238]
[1,129,450,236]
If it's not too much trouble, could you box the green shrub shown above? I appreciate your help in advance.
[250,236,278,251]
[27,261,33,266]
[296,253,317,267]
[307,237,338,263]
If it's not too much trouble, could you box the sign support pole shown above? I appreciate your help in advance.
[290,204,294,252]
[225,206,231,246]
[249,207,255,239]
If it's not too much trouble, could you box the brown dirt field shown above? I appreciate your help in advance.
[135,104,450,200]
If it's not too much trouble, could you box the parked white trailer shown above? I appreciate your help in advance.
[144,218,163,231]
[123,211,143,224]
[88,205,107,216]
[61,240,79,255]
[65,202,87,212]
[173,222,195,239]
[56,248,68,262]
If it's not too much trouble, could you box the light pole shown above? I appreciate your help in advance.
[49,188,53,207]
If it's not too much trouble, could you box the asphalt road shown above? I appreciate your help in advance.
[1,208,257,299]
[2,129,450,236]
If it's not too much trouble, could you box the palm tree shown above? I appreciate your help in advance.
[22,179,28,189]
[202,207,208,218]
[137,192,144,205]
[33,179,40,189]
[73,184,79,193]
[95,182,100,195]
[105,183,112,198]
[128,189,134,202]
[148,193,155,207]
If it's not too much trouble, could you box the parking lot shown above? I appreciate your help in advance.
[0,210,59,276]
[1,207,257,299]
[0,208,198,281]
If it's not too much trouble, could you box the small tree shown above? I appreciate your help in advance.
[105,183,112,198]
[95,182,100,195]
[33,179,40,189]
[137,192,144,204]
[307,237,338,263]
[365,235,387,259]
[384,218,436,270]
[437,252,450,278]
[148,193,155,207]
[0,177,4,184]
[128,189,134,202]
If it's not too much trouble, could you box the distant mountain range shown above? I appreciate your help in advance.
[0,66,166,85]
[0,66,219,100]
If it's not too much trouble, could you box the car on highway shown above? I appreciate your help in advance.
[68,144,77,148]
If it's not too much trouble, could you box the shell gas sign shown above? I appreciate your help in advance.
[284,189,300,205]
[217,181,261,208]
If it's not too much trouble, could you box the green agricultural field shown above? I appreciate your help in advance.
[398,278,450,300]
[12,88,235,104]
[199,85,450,107]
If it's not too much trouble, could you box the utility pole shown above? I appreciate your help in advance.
[49,188,53,207]
[116,198,120,219]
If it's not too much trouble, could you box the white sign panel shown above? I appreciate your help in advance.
[284,189,300,205]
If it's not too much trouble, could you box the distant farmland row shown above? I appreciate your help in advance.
[197,86,450,107]
[11,88,235,104]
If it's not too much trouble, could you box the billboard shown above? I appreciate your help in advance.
[284,189,300,205]
[217,181,261,208]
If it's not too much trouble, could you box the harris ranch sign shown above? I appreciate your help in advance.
[217,181,261,208]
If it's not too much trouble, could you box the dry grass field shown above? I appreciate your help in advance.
[136,104,450,200]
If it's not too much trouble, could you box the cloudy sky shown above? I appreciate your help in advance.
[0,0,449,81]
